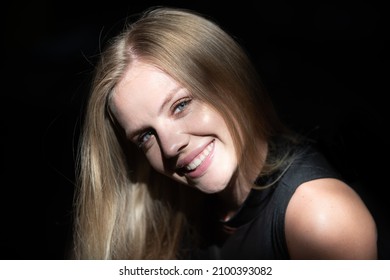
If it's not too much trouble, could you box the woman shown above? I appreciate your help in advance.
[72,6,377,259]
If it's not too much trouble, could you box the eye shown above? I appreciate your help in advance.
[173,98,192,114]
[137,130,154,147]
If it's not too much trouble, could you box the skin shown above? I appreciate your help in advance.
[110,61,242,198]
[285,178,378,259]
[110,60,378,259]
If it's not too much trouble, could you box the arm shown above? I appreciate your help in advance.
[285,178,377,259]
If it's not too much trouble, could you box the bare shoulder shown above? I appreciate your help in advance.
[285,178,377,259]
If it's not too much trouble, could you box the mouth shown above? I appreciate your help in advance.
[177,140,215,177]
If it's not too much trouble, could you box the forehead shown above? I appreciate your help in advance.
[109,61,182,133]
[112,62,176,106]
[117,62,170,94]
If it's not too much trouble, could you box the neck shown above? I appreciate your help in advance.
[216,139,268,221]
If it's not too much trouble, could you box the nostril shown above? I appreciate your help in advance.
[159,131,189,158]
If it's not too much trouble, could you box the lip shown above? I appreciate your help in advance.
[177,140,215,178]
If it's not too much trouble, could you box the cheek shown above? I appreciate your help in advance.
[144,148,165,173]
[201,110,232,140]
[192,106,224,130]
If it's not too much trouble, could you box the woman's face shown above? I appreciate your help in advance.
[110,61,238,194]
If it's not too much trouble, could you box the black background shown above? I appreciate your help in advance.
[4,0,388,259]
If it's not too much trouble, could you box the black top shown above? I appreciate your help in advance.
[189,144,342,259]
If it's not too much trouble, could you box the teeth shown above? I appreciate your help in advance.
[185,142,213,171]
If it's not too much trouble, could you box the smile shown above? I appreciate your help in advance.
[185,141,214,171]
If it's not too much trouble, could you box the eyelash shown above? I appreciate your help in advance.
[137,97,192,148]
[172,98,192,115]
[137,130,154,148]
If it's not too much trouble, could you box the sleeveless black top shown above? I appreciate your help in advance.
[189,144,341,259]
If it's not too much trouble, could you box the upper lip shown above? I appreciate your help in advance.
[176,140,214,171]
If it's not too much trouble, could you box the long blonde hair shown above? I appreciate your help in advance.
[72,6,289,259]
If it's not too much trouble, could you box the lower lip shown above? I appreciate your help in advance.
[186,141,215,179]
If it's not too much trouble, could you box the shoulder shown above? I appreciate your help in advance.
[285,178,377,259]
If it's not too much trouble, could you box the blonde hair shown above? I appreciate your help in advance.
[72,6,291,259]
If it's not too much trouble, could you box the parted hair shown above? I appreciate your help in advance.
[72,6,291,259]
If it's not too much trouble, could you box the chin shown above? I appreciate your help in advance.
[196,182,228,194]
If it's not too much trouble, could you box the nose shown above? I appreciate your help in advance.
[157,124,189,158]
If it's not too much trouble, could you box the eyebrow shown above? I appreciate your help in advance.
[158,85,181,115]
[126,85,182,141]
